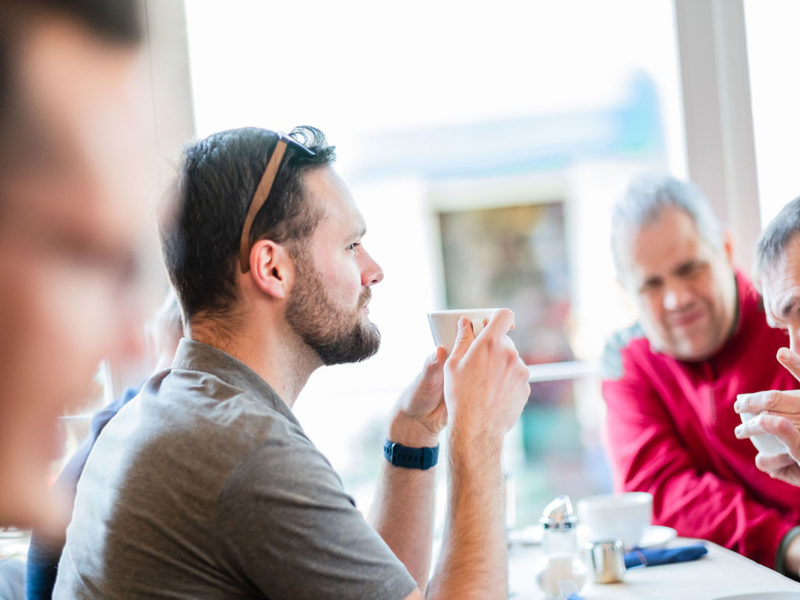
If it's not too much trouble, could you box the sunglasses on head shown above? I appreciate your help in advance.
[239,132,315,273]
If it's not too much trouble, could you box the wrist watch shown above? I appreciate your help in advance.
[383,440,439,470]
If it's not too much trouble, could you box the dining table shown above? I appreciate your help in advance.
[509,536,800,599]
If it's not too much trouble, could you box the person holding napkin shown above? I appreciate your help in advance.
[735,197,800,578]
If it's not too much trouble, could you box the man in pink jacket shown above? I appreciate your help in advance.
[602,175,800,574]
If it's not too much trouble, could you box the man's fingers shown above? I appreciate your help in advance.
[424,346,447,369]
[736,412,796,438]
[449,310,515,361]
[777,347,800,383]
[764,465,800,486]
[755,451,796,473]
[434,346,447,364]
[736,413,800,459]
[735,414,769,438]
[734,390,800,415]
[760,413,799,436]
[765,415,800,459]
[479,308,515,340]
[417,348,446,391]
[448,317,475,361]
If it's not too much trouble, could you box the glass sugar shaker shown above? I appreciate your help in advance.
[536,495,588,600]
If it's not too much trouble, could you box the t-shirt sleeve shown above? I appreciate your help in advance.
[211,427,417,600]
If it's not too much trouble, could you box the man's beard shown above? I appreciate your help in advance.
[285,249,381,365]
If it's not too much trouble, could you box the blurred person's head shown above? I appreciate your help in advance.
[754,197,800,352]
[109,285,184,392]
[161,126,384,369]
[145,287,183,372]
[0,0,150,527]
[611,175,737,362]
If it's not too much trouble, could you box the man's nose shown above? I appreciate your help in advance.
[360,249,384,286]
[663,280,694,311]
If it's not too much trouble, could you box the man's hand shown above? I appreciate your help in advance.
[388,348,447,448]
[734,347,800,486]
[374,349,448,589]
[444,309,530,449]
[424,310,529,599]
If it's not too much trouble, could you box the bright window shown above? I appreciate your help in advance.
[744,0,800,225]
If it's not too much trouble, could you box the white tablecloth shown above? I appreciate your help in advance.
[509,537,800,599]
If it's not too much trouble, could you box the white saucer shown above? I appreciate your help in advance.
[507,524,543,547]
[576,524,677,549]
[712,594,800,600]
[507,524,677,549]
[638,525,677,548]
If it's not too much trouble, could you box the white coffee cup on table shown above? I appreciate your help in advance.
[576,492,652,549]
[426,308,500,354]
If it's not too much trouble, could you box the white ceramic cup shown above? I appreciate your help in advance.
[426,308,500,354]
[576,492,653,549]
[739,410,788,455]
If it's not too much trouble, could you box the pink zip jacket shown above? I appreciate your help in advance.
[602,272,800,569]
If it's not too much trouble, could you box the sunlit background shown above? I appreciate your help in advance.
[56,0,800,534]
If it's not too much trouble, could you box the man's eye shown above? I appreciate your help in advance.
[679,262,705,277]
[640,280,662,293]
[346,242,360,252]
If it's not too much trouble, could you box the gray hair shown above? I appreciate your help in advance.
[611,175,724,276]
[753,196,800,285]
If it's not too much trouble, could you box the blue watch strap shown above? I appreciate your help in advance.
[383,440,439,470]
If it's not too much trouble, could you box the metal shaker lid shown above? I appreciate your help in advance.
[540,494,578,530]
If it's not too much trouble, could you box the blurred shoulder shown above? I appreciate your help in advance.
[601,322,648,380]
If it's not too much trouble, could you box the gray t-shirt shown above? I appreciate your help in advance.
[53,339,416,599]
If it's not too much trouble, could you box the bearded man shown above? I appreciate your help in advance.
[54,126,531,599]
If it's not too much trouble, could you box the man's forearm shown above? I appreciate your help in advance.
[370,463,437,590]
[369,416,440,590]
[426,435,507,600]
[387,310,527,598]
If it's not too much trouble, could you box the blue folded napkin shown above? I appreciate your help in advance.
[624,544,708,569]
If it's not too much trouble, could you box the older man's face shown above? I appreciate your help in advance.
[618,206,738,362]
[0,17,151,527]
[761,234,800,353]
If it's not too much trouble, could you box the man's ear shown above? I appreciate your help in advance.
[247,239,293,300]
[722,228,735,264]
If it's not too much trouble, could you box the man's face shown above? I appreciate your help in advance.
[618,206,737,362]
[285,167,384,366]
[760,234,800,353]
[0,18,150,527]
